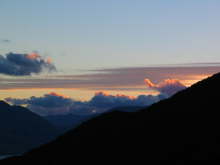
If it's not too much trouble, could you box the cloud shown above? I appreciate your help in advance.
[5,92,167,116]
[90,91,166,108]
[144,78,186,96]
[1,39,10,43]
[5,92,73,115]
[0,52,56,76]
[0,64,219,90]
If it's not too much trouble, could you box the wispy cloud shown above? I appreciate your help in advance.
[0,63,219,90]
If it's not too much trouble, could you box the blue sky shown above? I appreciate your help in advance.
[0,0,220,101]
[1,0,220,73]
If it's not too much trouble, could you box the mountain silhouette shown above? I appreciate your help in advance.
[45,114,97,133]
[2,73,220,164]
[45,106,143,133]
[0,101,59,155]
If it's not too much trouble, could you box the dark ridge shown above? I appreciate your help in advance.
[45,113,97,133]
[45,106,143,133]
[2,72,220,165]
[0,101,10,109]
[0,101,59,155]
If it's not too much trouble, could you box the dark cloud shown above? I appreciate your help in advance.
[90,92,166,108]
[1,39,10,43]
[0,52,56,76]
[5,92,167,116]
[145,79,186,96]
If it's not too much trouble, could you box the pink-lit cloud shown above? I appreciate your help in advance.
[145,78,187,96]
[5,91,166,116]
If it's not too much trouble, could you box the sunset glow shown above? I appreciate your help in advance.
[0,69,217,101]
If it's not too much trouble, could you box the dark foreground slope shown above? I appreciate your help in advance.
[0,101,59,154]
[3,73,220,164]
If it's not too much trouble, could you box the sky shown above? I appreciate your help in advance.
[0,0,220,103]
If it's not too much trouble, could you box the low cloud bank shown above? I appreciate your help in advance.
[5,92,167,116]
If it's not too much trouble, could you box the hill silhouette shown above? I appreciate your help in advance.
[45,106,143,133]
[45,114,97,133]
[2,73,220,164]
[0,101,59,155]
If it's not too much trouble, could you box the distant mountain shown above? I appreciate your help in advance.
[45,106,144,132]
[0,101,59,155]
[45,114,96,133]
[3,73,220,164]
[109,105,144,112]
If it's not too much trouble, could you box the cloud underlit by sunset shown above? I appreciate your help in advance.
[144,78,186,96]
[5,91,166,116]
[0,62,219,101]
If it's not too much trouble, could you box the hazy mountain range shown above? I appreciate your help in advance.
[0,100,144,155]
[45,105,143,132]
[0,101,59,155]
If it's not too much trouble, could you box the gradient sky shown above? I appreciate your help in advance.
[0,0,220,100]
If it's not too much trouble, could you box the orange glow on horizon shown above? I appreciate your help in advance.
[0,73,212,101]
[181,74,210,87]
[0,88,152,102]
